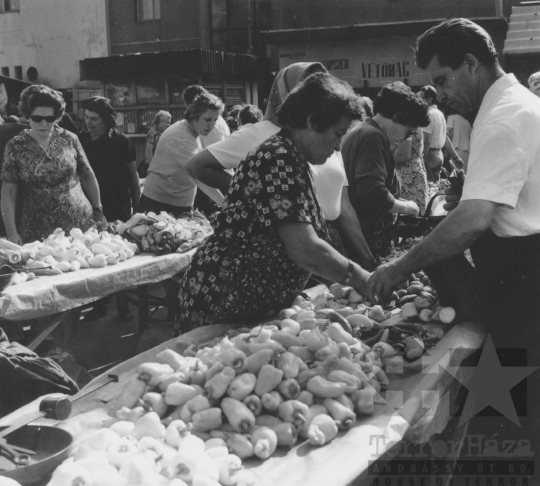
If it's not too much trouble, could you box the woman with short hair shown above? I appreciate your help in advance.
[1,85,104,244]
[140,93,226,216]
[145,110,172,167]
[178,73,369,330]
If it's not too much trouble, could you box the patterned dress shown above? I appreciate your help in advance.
[395,128,428,215]
[1,127,94,243]
[146,127,161,156]
[177,129,331,330]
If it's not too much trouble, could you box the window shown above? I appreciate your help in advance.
[14,65,22,80]
[136,0,160,21]
[0,0,20,12]
[1,67,9,77]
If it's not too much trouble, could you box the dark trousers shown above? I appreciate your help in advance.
[138,193,192,218]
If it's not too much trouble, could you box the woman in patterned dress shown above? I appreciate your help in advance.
[145,110,172,168]
[392,128,428,215]
[177,73,370,331]
[1,85,105,244]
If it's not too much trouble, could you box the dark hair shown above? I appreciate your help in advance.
[227,104,244,118]
[238,104,263,126]
[81,96,117,129]
[419,85,438,102]
[20,84,65,119]
[226,116,239,132]
[184,93,224,121]
[359,96,374,118]
[276,72,364,132]
[416,18,498,70]
[373,82,430,128]
[182,85,208,105]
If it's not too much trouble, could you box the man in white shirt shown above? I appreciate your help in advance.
[369,20,540,471]
[418,85,462,180]
[370,18,540,343]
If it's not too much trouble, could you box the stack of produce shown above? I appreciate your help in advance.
[112,211,213,256]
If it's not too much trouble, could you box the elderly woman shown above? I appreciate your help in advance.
[145,110,172,167]
[342,82,430,260]
[1,85,105,244]
[141,93,226,216]
[178,73,369,330]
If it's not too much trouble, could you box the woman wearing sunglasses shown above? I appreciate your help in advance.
[0,85,105,244]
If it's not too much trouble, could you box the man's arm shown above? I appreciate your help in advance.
[368,198,497,302]
[185,149,232,193]
[125,160,141,214]
[444,135,464,170]
[422,131,431,161]
[335,187,378,270]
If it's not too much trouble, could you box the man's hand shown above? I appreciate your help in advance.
[7,231,22,245]
[406,201,420,216]
[453,156,465,170]
[367,260,408,304]
[443,169,465,212]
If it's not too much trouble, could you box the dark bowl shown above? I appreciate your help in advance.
[0,265,14,293]
[0,425,73,485]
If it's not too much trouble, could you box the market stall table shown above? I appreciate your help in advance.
[0,249,195,349]
[0,293,487,486]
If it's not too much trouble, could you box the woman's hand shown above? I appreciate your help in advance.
[7,231,22,245]
[92,209,107,231]
[404,200,420,216]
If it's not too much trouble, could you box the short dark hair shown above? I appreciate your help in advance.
[276,72,364,132]
[227,104,244,118]
[238,104,263,125]
[373,82,430,128]
[416,18,498,70]
[82,96,117,129]
[182,85,208,105]
[20,84,65,119]
[184,93,224,121]
[419,85,438,102]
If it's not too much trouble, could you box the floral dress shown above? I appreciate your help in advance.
[1,127,94,243]
[395,128,428,215]
[146,127,161,156]
[177,129,331,331]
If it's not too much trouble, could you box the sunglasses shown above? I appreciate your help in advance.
[29,115,57,123]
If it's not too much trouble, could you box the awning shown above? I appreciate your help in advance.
[504,5,540,54]
[0,75,32,99]
[80,49,271,82]
[261,17,508,44]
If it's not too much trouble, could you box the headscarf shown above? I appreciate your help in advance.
[81,96,117,129]
[265,62,327,124]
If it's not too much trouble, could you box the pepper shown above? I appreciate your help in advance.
[205,366,236,400]
[218,347,247,371]
[227,373,257,401]
[254,364,283,396]
[278,399,309,427]
[136,363,174,386]
[116,374,147,409]
[226,433,254,459]
[299,404,328,439]
[180,395,212,423]
[206,362,225,381]
[164,382,199,406]
[242,394,262,416]
[186,360,208,387]
[334,393,355,412]
[297,390,314,407]
[214,454,243,486]
[165,420,192,447]
[307,376,347,398]
[280,318,301,336]
[142,392,168,418]
[307,413,339,446]
[314,341,340,361]
[326,370,362,393]
[242,349,274,375]
[337,342,352,360]
[248,340,285,355]
[296,367,325,388]
[270,331,302,349]
[305,328,328,353]
[351,387,376,415]
[221,397,256,434]
[326,311,353,335]
[277,378,301,400]
[262,422,298,448]
[336,357,369,383]
[287,346,315,363]
[191,408,223,432]
[276,351,300,379]
[115,405,145,423]
[250,427,278,460]
[261,391,283,414]
[327,322,355,345]
[158,372,187,392]
[362,329,385,346]
[322,398,356,430]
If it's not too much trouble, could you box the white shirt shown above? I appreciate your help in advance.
[422,105,446,150]
[461,73,540,237]
[447,114,472,152]
[207,120,347,221]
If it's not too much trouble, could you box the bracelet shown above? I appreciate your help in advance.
[340,259,354,285]
[92,207,103,213]
[7,231,17,237]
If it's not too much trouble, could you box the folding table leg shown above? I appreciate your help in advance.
[138,284,149,335]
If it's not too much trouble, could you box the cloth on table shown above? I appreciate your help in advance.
[0,328,78,417]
